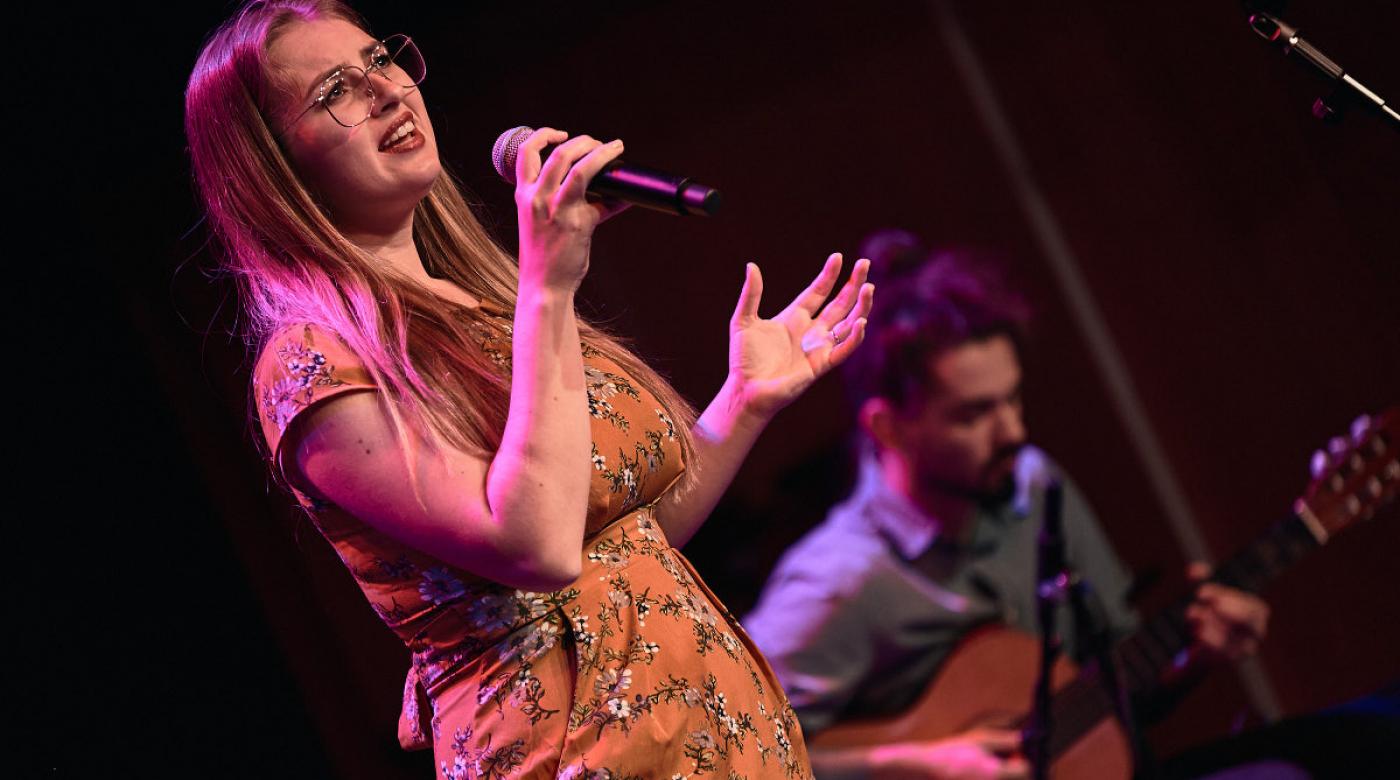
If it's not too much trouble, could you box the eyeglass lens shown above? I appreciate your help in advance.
[320,35,426,128]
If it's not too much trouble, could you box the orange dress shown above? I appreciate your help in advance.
[253,309,812,780]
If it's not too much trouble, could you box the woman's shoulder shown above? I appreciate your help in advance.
[254,322,373,388]
[253,322,378,456]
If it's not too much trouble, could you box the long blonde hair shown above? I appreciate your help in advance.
[185,0,695,466]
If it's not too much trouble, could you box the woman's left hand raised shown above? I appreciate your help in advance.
[726,253,874,420]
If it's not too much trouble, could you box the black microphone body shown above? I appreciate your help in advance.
[590,161,722,217]
[492,126,722,217]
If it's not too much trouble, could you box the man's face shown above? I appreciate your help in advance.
[891,334,1028,502]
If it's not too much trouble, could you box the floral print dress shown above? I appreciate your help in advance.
[254,306,811,780]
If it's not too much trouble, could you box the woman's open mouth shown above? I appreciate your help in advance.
[379,114,424,153]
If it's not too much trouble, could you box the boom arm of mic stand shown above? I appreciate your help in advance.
[1248,12,1400,129]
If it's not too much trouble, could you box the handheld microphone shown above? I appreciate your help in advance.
[491,126,722,217]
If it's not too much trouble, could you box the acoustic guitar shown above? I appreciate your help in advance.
[809,408,1400,779]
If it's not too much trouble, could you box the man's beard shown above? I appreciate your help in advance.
[920,443,1024,506]
[976,470,1018,507]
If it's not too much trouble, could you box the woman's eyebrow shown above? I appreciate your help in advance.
[302,42,380,98]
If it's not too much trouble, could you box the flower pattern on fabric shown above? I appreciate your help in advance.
[359,554,418,581]
[586,365,643,431]
[251,319,812,778]
[440,725,526,780]
[656,408,678,441]
[419,567,469,606]
[466,317,514,370]
[260,326,347,433]
[597,432,671,506]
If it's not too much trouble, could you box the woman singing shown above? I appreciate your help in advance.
[184,1,872,777]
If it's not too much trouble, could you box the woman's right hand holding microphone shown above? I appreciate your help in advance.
[487,128,630,589]
[512,128,630,295]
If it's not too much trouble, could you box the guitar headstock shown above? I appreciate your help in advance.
[1294,407,1400,543]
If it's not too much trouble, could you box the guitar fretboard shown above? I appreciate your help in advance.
[1041,512,1321,759]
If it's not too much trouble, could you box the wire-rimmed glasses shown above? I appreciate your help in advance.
[282,34,426,133]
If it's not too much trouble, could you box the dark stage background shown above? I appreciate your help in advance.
[26,1,1398,776]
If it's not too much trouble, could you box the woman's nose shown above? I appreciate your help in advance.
[369,72,409,116]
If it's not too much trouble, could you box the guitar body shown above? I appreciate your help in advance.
[809,626,1133,780]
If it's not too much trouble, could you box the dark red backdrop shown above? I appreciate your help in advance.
[27,1,1397,776]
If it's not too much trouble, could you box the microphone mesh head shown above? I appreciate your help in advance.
[491,126,535,185]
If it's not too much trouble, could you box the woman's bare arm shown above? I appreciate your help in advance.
[282,129,627,591]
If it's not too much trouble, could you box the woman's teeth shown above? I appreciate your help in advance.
[381,121,416,150]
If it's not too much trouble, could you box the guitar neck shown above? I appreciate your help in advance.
[1118,511,1320,692]
[1043,511,1323,759]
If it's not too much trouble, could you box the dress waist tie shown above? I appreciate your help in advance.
[398,663,432,751]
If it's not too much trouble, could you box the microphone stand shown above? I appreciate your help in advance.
[1023,481,1144,779]
[1024,480,1066,780]
[1066,567,1147,776]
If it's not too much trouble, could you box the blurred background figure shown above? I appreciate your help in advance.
[745,232,1270,779]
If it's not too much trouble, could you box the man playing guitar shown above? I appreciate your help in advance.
[744,233,1271,780]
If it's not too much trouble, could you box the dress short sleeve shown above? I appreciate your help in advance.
[253,323,378,470]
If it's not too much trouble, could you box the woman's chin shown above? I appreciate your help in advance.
[404,156,442,200]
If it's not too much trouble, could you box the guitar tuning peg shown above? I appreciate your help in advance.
[1310,449,1328,479]
[1366,476,1383,500]
[1350,414,1372,443]
[1328,436,1349,458]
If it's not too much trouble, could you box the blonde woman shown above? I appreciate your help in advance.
[185,1,872,776]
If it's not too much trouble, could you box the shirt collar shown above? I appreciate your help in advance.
[846,447,1050,561]
[847,452,941,560]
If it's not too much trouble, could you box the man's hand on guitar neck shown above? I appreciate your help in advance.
[814,728,1029,780]
[1184,562,1270,663]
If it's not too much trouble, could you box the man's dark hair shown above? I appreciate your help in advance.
[842,229,1031,411]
